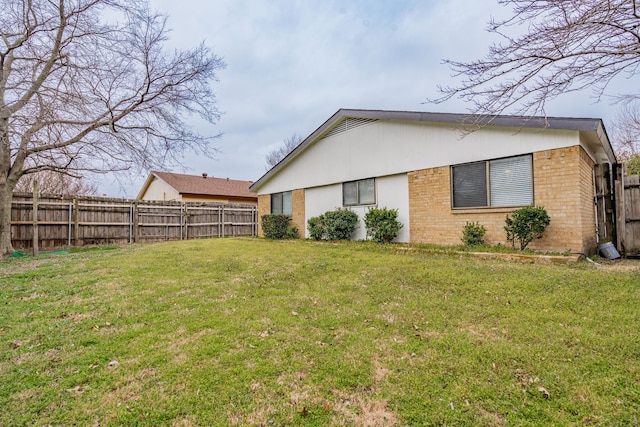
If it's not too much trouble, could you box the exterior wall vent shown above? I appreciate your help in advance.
[322,117,377,139]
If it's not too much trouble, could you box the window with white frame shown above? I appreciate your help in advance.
[451,154,533,208]
[271,191,292,215]
[343,178,376,206]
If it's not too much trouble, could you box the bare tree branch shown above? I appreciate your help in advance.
[265,133,304,170]
[0,0,225,254]
[612,102,640,159]
[432,0,640,123]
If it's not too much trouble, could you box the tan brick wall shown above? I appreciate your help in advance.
[291,189,305,238]
[257,194,271,237]
[579,148,597,254]
[256,190,305,238]
[408,146,597,253]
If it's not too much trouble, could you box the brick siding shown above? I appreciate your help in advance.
[257,194,271,237]
[408,146,597,253]
[256,189,305,238]
[290,189,305,238]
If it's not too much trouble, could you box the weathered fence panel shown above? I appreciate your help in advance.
[10,193,257,251]
[621,174,640,257]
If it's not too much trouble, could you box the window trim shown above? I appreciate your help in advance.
[450,154,533,209]
[343,178,376,207]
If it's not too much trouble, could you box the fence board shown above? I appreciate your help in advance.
[10,193,257,251]
[623,174,640,257]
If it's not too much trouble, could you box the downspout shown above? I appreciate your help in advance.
[593,169,600,246]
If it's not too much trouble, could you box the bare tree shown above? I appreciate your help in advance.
[14,171,97,196]
[434,1,640,120]
[612,103,640,159]
[0,0,225,255]
[265,133,303,169]
[613,102,640,175]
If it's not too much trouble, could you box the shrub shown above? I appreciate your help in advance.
[461,221,486,246]
[323,209,359,240]
[364,207,403,243]
[261,214,290,239]
[504,206,551,250]
[285,225,299,239]
[307,215,325,240]
[306,208,359,240]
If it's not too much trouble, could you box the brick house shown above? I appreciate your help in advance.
[249,109,617,254]
[138,171,257,205]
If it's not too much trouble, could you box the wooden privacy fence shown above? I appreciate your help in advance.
[617,171,640,257]
[10,194,258,251]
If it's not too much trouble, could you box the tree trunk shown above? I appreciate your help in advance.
[0,181,15,256]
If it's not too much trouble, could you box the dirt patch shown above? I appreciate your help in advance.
[464,325,504,343]
[468,251,581,264]
[17,293,45,301]
[0,258,53,276]
[595,259,640,271]
[373,360,392,382]
[475,407,506,426]
[332,390,400,427]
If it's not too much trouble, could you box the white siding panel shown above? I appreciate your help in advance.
[259,120,580,195]
[304,174,409,242]
[142,178,180,201]
[375,174,410,242]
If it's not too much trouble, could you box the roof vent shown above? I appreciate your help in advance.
[322,117,377,139]
[202,173,208,178]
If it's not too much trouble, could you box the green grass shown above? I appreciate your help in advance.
[1,238,639,426]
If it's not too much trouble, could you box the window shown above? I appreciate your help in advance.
[271,191,292,215]
[343,178,375,206]
[451,154,532,208]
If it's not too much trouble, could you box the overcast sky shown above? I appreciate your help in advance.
[102,0,622,197]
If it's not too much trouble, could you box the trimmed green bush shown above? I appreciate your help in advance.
[461,221,486,246]
[306,208,359,240]
[505,206,551,250]
[261,214,290,239]
[364,207,403,243]
[307,215,325,240]
[285,225,299,239]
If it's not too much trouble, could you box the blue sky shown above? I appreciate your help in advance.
[101,0,622,197]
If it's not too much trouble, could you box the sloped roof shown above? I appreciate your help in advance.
[139,171,256,199]
[249,108,616,192]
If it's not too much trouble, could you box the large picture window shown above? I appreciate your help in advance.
[343,178,375,206]
[271,191,292,215]
[452,154,533,208]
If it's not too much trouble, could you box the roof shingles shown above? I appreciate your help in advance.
[152,171,256,199]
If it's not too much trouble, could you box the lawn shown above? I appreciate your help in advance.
[1,238,639,426]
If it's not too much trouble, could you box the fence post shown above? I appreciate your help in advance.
[68,202,73,246]
[32,181,39,256]
[133,200,139,243]
[73,198,81,247]
[615,164,627,256]
[182,203,187,240]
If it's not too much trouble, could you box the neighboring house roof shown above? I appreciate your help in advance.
[138,171,257,200]
[249,108,616,192]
